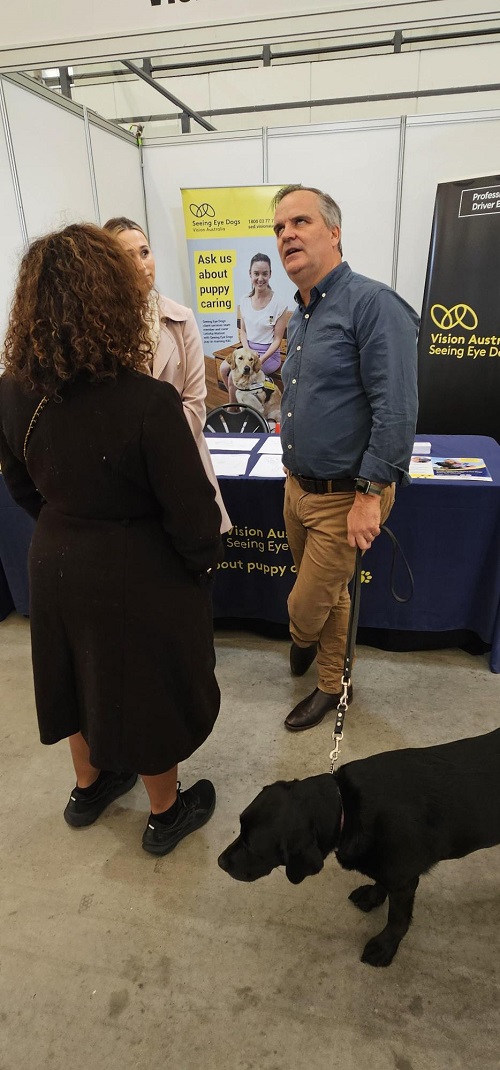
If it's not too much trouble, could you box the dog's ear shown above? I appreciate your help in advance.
[252,353,262,372]
[284,828,325,884]
[227,350,238,369]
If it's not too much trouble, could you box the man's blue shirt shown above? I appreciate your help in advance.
[281,261,419,484]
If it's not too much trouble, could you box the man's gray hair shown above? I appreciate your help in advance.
[271,184,343,256]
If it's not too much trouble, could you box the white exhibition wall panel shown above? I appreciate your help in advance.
[267,119,402,286]
[0,108,25,348]
[3,79,95,239]
[396,110,500,315]
[143,133,263,305]
[89,122,145,230]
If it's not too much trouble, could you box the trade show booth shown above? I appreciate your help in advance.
[2,71,500,667]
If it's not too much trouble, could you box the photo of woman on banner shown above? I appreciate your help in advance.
[220,253,289,404]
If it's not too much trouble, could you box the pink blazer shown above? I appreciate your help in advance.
[153,295,231,533]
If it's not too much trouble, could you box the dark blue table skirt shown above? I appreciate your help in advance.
[2,435,500,673]
[0,474,34,620]
[211,434,500,673]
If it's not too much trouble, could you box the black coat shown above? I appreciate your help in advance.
[0,370,223,774]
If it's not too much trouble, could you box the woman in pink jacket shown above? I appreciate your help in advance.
[103,217,231,532]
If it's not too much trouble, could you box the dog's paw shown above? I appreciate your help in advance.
[361,934,398,968]
[349,884,386,913]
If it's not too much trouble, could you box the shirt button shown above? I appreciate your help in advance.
[292,378,297,384]
[287,412,292,418]
[296,345,301,351]
[321,293,326,298]
[304,314,310,319]
[287,444,292,450]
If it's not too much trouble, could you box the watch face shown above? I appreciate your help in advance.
[355,479,369,493]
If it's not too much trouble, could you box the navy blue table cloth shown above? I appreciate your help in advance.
[0,472,34,620]
[210,434,500,673]
[2,435,500,673]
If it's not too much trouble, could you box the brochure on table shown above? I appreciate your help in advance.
[410,456,492,481]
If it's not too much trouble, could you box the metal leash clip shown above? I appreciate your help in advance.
[329,675,349,772]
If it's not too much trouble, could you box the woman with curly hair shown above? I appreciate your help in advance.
[103,215,230,531]
[0,223,222,856]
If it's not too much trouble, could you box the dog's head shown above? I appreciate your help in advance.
[218,777,336,885]
[228,347,262,383]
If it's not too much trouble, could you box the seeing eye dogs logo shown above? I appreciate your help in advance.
[430,304,478,331]
[189,202,216,218]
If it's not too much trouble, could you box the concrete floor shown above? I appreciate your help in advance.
[0,613,499,1070]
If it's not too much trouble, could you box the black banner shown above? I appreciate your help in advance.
[417,175,500,442]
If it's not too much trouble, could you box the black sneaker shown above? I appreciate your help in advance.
[142,779,216,856]
[64,771,138,827]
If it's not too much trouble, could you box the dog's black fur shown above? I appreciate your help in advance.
[218,729,500,966]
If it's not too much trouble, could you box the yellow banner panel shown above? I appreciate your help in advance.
[181,186,284,239]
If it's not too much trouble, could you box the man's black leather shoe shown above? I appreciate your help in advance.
[285,685,354,732]
[290,642,318,676]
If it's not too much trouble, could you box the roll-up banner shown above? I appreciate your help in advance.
[181,185,295,356]
[417,175,500,443]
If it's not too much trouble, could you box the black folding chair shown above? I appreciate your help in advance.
[204,404,270,434]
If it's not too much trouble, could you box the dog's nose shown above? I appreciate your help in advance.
[243,366,251,374]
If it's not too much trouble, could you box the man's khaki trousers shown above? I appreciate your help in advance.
[284,475,395,693]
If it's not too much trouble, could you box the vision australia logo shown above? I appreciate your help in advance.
[189,201,216,219]
[428,303,500,359]
[430,304,478,331]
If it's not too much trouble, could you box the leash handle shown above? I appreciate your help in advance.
[380,524,414,604]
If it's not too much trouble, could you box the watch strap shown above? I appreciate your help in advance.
[354,477,382,496]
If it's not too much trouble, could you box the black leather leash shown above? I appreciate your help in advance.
[329,523,414,772]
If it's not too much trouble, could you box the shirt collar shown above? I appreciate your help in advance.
[294,261,351,310]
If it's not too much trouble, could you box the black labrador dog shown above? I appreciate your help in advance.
[218,729,500,966]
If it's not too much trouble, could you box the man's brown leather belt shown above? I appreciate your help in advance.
[294,474,356,494]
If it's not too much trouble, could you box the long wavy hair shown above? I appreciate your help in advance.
[2,223,154,395]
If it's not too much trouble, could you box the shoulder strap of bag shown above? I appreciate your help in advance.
[23,395,50,462]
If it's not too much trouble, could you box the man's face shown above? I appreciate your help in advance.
[273,190,341,293]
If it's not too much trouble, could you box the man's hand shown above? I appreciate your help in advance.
[347,493,381,550]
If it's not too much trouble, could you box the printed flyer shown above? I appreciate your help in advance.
[410,456,492,481]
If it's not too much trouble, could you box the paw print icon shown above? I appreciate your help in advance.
[360,569,372,584]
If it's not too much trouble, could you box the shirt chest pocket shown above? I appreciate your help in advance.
[308,326,359,379]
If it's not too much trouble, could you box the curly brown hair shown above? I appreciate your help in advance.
[2,223,154,395]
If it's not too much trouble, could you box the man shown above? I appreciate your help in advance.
[273,184,419,732]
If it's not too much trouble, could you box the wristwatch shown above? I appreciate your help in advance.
[354,477,383,496]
